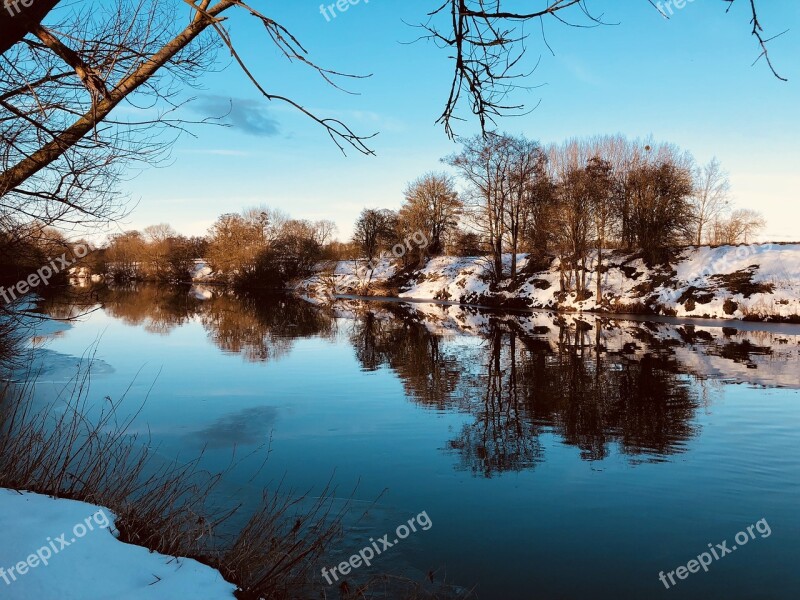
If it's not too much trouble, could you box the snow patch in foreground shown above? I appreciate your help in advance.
[0,489,236,600]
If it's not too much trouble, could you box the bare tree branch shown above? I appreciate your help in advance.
[423,0,786,138]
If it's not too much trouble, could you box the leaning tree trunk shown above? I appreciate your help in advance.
[0,4,223,197]
[0,0,61,55]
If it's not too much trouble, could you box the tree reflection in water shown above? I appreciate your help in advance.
[49,284,337,361]
[46,287,797,478]
[347,306,703,476]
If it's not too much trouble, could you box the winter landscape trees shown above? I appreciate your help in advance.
[81,132,768,303]
[0,0,782,241]
[0,0,784,300]
[434,134,764,298]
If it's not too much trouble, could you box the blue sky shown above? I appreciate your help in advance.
[110,1,799,242]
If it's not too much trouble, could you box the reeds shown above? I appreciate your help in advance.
[0,356,348,599]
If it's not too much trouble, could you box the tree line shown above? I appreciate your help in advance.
[0,1,781,303]
[90,211,336,288]
[352,133,766,302]
[0,0,781,246]
[3,134,768,297]
[0,223,88,294]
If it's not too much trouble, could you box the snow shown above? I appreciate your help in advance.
[298,244,800,322]
[190,260,214,282]
[296,258,401,300]
[0,489,236,600]
[189,284,215,300]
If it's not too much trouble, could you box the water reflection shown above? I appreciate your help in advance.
[41,284,337,361]
[18,286,800,600]
[345,306,703,475]
[187,405,279,449]
[37,286,800,477]
[198,293,335,362]
[339,300,798,475]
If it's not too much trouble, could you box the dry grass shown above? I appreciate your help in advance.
[224,481,352,599]
[0,356,351,599]
[0,335,475,599]
[0,306,28,368]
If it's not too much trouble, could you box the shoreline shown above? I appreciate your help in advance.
[0,489,236,599]
[296,245,800,325]
[326,292,800,333]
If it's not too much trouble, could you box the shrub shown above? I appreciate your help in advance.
[723,298,739,315]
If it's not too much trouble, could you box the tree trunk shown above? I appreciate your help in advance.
[494,236,503,282]
[0,2,228,196]
[510,230,518,279]
[596,245,603,304]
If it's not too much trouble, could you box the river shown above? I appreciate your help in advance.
[11,284,800,599]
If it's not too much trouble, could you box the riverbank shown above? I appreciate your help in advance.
[0,489,235,599]
[296,243,800,323]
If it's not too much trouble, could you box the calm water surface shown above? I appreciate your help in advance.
[18,286,800,599]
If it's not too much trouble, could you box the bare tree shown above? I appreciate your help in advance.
[142,223,178,280]
[552,162,593,297]
[419,1,785,138]
[586,134,641,250]
[399,172,462,257]
[143,224,177,245]
[504,136,546,279]
[352,208,396,265]
[446,133,512,282]
[105,230,146,280]
[585,157,615,303]
[206,212,266,277]
[0,0,373,232]
[626,160,694,262]
[312,220,338,247]
[241,206,288,245]
[691,158,731,245]
[710,208,766,245]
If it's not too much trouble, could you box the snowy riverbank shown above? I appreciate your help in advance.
[0,489,236,600]
[296,243,800,322]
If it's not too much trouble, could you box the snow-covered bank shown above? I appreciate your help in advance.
[297,244,800,322]
[0,489,236,600]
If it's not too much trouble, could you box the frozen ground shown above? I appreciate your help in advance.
[0,489,236,600]
[298,244,800,322]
